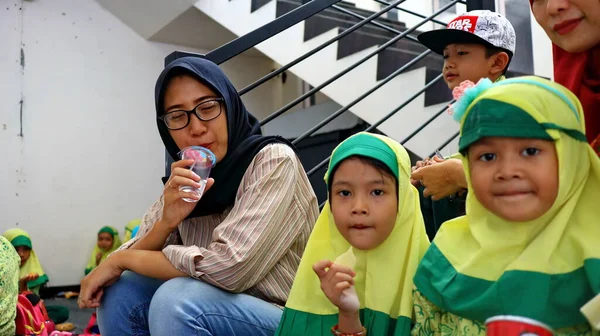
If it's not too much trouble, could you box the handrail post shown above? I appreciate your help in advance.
[466,0,495,11]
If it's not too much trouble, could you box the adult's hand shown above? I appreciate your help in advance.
[161,159,214,231]
[410,156,444,186]
[411,158,466,200]
[410,157,430,186]
[79,252,125,308]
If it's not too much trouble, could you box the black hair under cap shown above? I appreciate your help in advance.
[155,57,294,218]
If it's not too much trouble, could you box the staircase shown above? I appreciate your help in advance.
[188,0,459,160]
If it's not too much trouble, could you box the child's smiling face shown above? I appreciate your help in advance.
[468,137,559,222]
[330,157,398,250]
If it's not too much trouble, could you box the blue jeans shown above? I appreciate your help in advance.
[97,271,283,336]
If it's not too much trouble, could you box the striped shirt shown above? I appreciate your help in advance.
[118,143,319,305]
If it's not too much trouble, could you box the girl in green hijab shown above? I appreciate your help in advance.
[413,76,600,335]
[123,219,141,243]
[2,228,49,295]
[85,226,122,275]
[277,132,430,336]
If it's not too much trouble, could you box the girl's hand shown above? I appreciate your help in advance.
[313,260,358,314]
[25,273,39,281]
[19,273,39,293]
[96,251,103,265]
[160,159,214,231]
[79,252,125,308]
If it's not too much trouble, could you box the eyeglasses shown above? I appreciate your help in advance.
[159,98,224,130]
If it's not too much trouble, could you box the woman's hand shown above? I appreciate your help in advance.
[410,157,444,186]
[313,260,358,314]
[161,159,215,231]
[79,252,125,308]
[411,158,466,200]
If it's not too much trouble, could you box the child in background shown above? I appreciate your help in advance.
[2,228,49,295]
[412,76,600,335]
[276,132,430,336]
[412,10,517,238]
[123,218,141,243]
[130,225,140,239]
[85,226,121,275]
[0,235,19,336]
[418,10,515,90]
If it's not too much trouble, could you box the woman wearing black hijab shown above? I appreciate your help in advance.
[79,57,319,335]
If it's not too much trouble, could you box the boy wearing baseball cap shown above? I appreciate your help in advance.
[418,10,516,90]
[411,10,517,240]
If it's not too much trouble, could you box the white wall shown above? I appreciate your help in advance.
[530,11,553,79]
[0,0,282,286]
[346,0,380,12]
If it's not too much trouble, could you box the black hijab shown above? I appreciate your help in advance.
[156,57,294,218]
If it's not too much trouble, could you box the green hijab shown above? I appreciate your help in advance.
[85,226,122,275]
[123,219,141,243]
[2,228,49,291]
[414,76,600,329]
[277,132,429,336]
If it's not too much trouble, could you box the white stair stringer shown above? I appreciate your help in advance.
[195,0,459,157]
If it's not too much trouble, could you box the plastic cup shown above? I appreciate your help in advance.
[178,146,216,202]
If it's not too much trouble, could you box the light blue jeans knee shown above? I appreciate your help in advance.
[97,271,283,336]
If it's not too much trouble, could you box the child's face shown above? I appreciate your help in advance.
[443,43,497,90]
[468,137,558,222]
[532,0,600,53]
[97,232,114,251]
[15,246,31,267]
[330,158,398,250]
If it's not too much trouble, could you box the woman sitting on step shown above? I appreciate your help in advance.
[78,56,319,336]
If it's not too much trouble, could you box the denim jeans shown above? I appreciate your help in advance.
[97,271,283,336]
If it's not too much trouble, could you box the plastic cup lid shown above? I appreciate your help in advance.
[178,146,217,167]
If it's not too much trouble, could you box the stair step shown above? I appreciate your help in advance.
[275,0,449,107]
[251,0,273,12]
[193,0,466,156]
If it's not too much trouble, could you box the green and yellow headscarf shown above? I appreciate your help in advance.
[2,228,49,291]
[123,219,141,243]
[276,132,430,336]
[85,226,122,275]
[414,76,600,329]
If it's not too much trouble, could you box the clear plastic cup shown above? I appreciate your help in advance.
[178,146,216,202]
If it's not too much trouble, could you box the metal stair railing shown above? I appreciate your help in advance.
[165,0,495,179]
[373,0,456,26]
[255,0,412,124]
[332,3,447,35]
[271,0,459,141]
[239,0,410,97]
[165,0,343,66]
